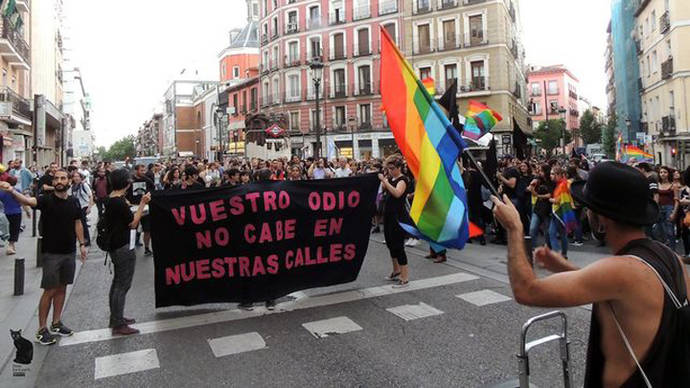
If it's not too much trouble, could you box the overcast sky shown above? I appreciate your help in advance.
[65,0,610,148]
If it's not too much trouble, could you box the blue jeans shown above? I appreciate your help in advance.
[529,212,550,251]
[658,205,676,250]
[549,215,568,257]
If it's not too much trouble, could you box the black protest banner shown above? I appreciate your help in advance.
[150,174,379,307]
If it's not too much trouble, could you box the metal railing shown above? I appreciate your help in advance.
[285,23,299,35]
[331,84,347,98]
[307,18,322,30]
[328,11,346,25]
[459,77,489,92]
[0,17,30,66]
[330,51,347,60]
[438,37,461,51]
[440,0,458,10]
[0,87,31,119]
[285,55,301,68]
[464,32,488,47]
[354,46,371,57]
[414,1,432,14]
[660,11,670,34]
[662,115,676,133]
[413,39,435,54]
[284,90,302,103]
[662,56,673,80]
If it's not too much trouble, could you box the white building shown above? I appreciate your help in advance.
[62,67,94,158]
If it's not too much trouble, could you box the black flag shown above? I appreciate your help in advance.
[485,138,499,181]
[438,79,463,134]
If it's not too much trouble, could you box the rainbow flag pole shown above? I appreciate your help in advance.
[379,26,470,249]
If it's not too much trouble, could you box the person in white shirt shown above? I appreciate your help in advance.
[334,157,352,178]
[78,161,91,186]
[68,171,94,246]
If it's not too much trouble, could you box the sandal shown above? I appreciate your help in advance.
[392,279,409,288]
[385,272,401,281]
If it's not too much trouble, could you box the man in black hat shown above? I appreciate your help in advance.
[492,161,690,387]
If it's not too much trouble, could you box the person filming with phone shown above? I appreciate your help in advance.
[491,162,690,387]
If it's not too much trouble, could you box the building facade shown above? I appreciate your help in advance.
[62,67,93,158]
[526,65,580,132]
[605,21,616,119]
[0,0,32,164]
[635,0,690,167]
[405,0,530,156]
[219,0,260,85]
[258,0,404,159]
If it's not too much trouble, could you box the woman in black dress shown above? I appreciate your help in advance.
[379,155,410,287]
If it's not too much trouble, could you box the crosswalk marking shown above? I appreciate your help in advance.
[456,289,512,306]
[60,272,479,346]
[386,302,444,321]
[302,316,363,339]
[94,349,159,380]
[208,332,266,357]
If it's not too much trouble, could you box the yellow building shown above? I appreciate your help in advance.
[635,0,690,167]
[402,0,530,156]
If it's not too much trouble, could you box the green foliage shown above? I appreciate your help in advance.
[602,112,618,159]
[534,119,572,155]
[579,110,603,145]
[100,136,136,162]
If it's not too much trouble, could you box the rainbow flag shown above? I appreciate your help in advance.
[615,132,623,162]
[421,77,435,96]
[552,179,578,233]
[463,100,502,141]
[379,27,470,249]
[622,145,654,163]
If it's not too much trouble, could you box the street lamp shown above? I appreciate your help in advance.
[310,58,324,158]
[558,107,567,155]
[625,117,632,143]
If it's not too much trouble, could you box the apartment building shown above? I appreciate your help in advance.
[635,0,690,166]
[135,113,163,157]
[0,0,31,163]
[405,0,530,155]
[605,21,616,118]
[259,0,403,159]
[219,0,260,85]
[526,65,580,132]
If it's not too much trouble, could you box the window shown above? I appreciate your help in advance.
[443,20,456,49]
[273,46,280,67]
[2,69,7,88]
[471,61,485,90]
[308,6,321,29]
[444,64,457,90]
[530,82,541,96]
[332,32,345,59]
[309,37,321,60]
[287,11,298,33]
[251,88,257,110]
[357,28,370,55]
[419,66,431,80]
[222,65,226,78]
[311,110,323,130]
[469,15,484,45]
[272,78,280,102]
[232,94,239,115]
[669,90,675,112]
[263,0,267,16]
[532,101,542,115]
[417,0,430,12]
[335,106,346,128]
[253,3,259,17]
[359,104,371,127]
[288,41,299,64]
[358,65,371,94]
[333,69,346,96]
[290,112,300,131]
[417,24,430,53]
[354,0,370,20]
[651,11,656,31]
[547,80,558,95]
[233,66,240,79]
[646,54,651,76]
[383,23,396,44]
[549,100,558,113]
[242,90,247,112]
[272,17,279,36]
[330,0,344,24]
[652,50,658,73]
[288,74,300,101]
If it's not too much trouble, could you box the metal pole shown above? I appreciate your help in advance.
[315,80,321,158]
[13,257,24,296]
[562,117,566,155]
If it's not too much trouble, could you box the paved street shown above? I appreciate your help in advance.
[1,224,611,387]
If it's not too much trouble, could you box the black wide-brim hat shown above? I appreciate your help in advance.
[570,162,659,226]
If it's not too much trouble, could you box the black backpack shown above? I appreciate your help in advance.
[95,198,113,252]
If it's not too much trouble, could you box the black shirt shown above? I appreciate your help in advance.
[501,167,520,200]
[104,196,133,251]
[647,175,659,199]
[35,194,81,254]
[38,173,54,195]
[127,175,154,205]
[383,175,409,215]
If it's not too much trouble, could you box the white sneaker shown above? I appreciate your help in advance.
[404,239,412,246]
[408,239,420,247]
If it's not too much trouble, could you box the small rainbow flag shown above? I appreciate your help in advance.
[552,179,578,233]
[379,27,470,249]
[421,77,435,96]
[463,100,503,141]
[623,145,654,163]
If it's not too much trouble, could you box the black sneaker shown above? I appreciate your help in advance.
[50,321,74,337]
[36,327,57,345]
[144,248,153,256]
[265,300,276,311]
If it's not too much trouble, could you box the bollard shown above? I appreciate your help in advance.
[14,258,24,296]
[36,237,43,268]
[31,208,36,237]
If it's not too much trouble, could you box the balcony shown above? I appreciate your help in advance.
[285,23,299,35]
[353,47,371,57]
[359,121,372,130]
[638,77,644,93]
[379,0,398,15]
[569,109,578,117]
[568,90,578,100]
[662,56,673,80]
[633,38,642,55]
[512,82,521,98]
[0,87,31,124]
[0,17,30,69]
[261,94,272,108]
[438,37,461,51]
[271,30,279,41]
[328,11,346,25]
[440,0,458,10]
[331,84,347,99]
[510,40,518,58]
[662,115,676,134]
[460,77,489,93]
[413,40,435,55]
[271,93,281,105]
[260,64,269,75]
[307,18,322,30]
[261,34,268,45]
[660,11,670,34]
[284,91,302,103]
[353,5,370,20]
[414,1,432,14]
[284,56,301,68]
[464,32,488,48]
[464,0,487,4]
[330,51,346,61]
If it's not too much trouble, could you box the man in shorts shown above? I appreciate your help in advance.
[0,169,88,345]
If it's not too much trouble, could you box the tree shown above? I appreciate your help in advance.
[101,135,136,162]
[534,119,571,155]
[602,112,618,159]
[579,109,603,145]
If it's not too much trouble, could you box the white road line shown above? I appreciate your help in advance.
[456,289,512,306]
[60,272,478,347]
[94,349,159,380]
[386,302,444,321]
[208,332,266,358]
[302,316,362,339]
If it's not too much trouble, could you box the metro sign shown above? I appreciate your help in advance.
[265,123,286,138]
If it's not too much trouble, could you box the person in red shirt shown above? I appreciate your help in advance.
[93,168,110,219]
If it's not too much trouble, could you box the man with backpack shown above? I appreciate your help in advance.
[98,168,150,335]
[492,162,690,386]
